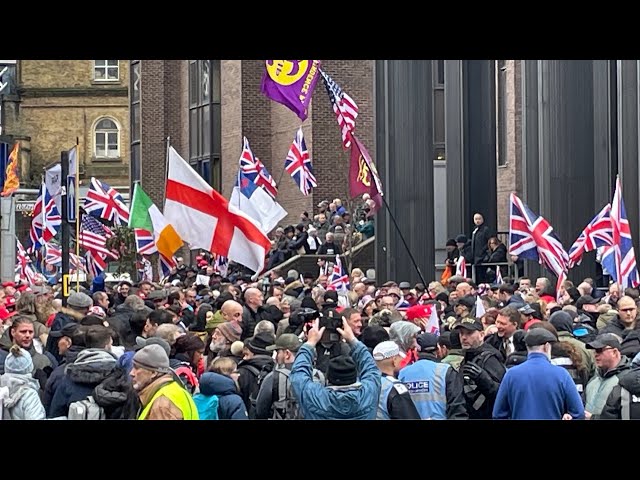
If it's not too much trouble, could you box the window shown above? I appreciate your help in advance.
[497,60,508,166]
[130,60,141,183]
[433,60,445,162]
[189,60,222,188]
[94,118,120,159]
[94,60,119,81]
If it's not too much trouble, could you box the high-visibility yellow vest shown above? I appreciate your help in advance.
[138,381,199,420]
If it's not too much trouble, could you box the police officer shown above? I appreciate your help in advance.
[373,341,420,420]
[456,317,506,419]
[398,333,468,419]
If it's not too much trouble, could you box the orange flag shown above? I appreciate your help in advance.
[1,143,20,197]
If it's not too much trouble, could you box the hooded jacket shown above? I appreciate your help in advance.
[600,352,640,419]
[43,345,85,415]
[290,340,381,420]
[197,372,248,420]
[48,348,117,418]
[585,356,632,418]
[1,373,46,420]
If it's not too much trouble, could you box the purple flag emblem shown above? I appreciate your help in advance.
[260,60,321,121]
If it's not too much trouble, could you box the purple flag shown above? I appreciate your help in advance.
[260,60,321,121]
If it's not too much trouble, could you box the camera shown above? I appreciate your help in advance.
[289,307,319,329]
[319,309,343,344]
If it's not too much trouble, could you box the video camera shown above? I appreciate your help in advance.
[319,308,343,344]
[289,307,320,329]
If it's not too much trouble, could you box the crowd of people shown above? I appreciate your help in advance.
[2,242,639,420]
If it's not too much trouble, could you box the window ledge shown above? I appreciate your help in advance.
[92,156,122,162]
[92,79,121,85]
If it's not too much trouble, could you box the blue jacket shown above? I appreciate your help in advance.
[198,372,248,420]
[493,352,585,420]
[290,340,381,420]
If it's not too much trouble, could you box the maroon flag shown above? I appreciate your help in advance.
[260,60,321,121]
[349,134,383,211]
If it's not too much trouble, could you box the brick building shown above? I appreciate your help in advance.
[1,60,130,190]
[132,60,375,226]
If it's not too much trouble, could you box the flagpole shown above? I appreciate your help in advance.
[164,136,170,212]
[75,138,80,292]
[380,194,427,286]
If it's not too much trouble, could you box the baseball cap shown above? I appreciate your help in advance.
[2,281,15,288]
[399,282,411,290]
[4,297,16,310]
[587,333,622,351]
[266,333,303,352]
[49,322,80,339]
[416,333,438,352]
[454,317,484,332]
[372,341,406,361]
[518,304,536,315]
[524,328,558,347]
[457,295,475,310]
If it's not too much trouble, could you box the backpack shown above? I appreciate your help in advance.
[270,366,326,420]
[175,364,199,394]
[68,396,105,420]
[193,393,220,420]
[243,363,274,415]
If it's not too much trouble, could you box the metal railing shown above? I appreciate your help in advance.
[435,261,519,284]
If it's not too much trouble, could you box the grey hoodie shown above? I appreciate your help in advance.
[1,373,46,420]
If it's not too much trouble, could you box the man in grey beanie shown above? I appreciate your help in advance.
[130,344,198,420]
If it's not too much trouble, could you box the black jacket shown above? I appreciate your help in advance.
[598,315,636,339]
[471,223,495,265]
[43,345,85,415]
[237,354,275,418]
[600,358,640,419]
[383,375,422,420]
[485,330,525,363]
[461,342,506,419]
[92,366,141,419]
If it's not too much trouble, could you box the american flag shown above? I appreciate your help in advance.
[601,177,640,289]
[239,136,278,198]
[79,214,118,259]
[328,255,350,293]
[83,177,130,226]
[285,128,317,196]
[567,203,613,268]
[509,192,569,278]
[134,228,157,255]
[29,183,61,253]
[319,68,358,149]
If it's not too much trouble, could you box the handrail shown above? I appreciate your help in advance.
[259,235,375,279]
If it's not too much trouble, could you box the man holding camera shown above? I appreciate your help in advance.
[290,317,381,419]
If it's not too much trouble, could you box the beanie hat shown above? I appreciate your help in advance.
[244,332,275,355]
[132,344,171,373]
[549,310,574,334]
[216,322,242,344]
[327,355,358,386]
[446,238,457,247]
[4,345,33,375]
[140,337,171,356]
[300,296,319,311]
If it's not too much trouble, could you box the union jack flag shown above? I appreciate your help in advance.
[600,177,640,289]
[45,244,62,266]
[328,255,350,293]
[134,228,157,255]
[567,204,613,268]
[29,183,61,253]
[285,128,317,196]
[16,238,37,284]
[159,253,177,281]
[83,177,130,226]
[455,256,467,278]
[239,137,278,198]
[214,254,228,278]
[85,251,107,278]
[509,193,569,278]
[320,68,359,149]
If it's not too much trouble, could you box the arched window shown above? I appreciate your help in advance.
[94,118,120,159]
